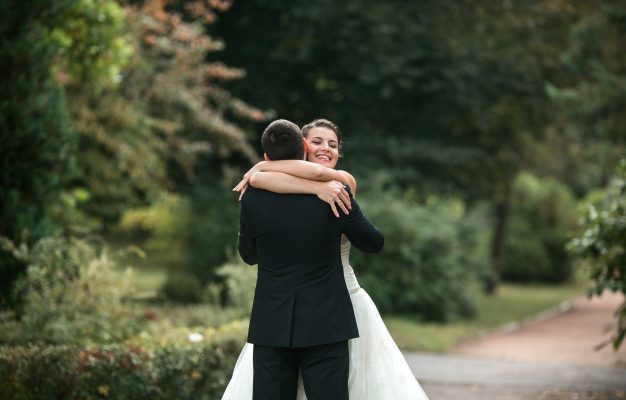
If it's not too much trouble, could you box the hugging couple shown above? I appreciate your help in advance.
[223,119,429,400]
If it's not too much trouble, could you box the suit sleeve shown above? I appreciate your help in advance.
[237,199,258,265]
[341,196,384,254]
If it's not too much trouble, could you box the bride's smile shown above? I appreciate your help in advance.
[305,126,340,168]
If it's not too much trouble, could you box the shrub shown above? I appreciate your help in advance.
[0,235,142,345]
[120,188,242,303]
[204,259,257,313]
[184,187,241,285]
[502,172,577,283]
[160,272,203,304]
[119,193,192,267]
[0,321,248,400]
[569,159,626,349]
[352,187,488,321]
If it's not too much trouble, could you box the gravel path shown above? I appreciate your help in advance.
[404,291,626,400]
[454,292,626,367]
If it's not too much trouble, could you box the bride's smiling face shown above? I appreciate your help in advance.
[305,127,340,169]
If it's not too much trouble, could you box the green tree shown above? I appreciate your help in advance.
[0,0,77,306]
[100,1,271,296]
[569,160,626,350]
[212,1,578,291]
[554,3,626,348]
[65,0,265,229]
[502,173,577,283]
[547,1,626,191]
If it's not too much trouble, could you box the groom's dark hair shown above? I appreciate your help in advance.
[261,119,304,160]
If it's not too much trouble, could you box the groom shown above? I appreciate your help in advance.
[238,119,384,400]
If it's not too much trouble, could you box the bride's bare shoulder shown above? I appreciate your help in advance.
[337,170,357,195]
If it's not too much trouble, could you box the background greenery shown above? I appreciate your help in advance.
[1,0,625,397]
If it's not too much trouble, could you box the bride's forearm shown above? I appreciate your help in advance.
[249,171,322,194]
[259,160,345,182]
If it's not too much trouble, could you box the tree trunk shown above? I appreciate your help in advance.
[485,179,513,294]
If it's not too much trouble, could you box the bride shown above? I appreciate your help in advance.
[225,119,429,399]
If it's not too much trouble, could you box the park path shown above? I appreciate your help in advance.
[404,291,626,400]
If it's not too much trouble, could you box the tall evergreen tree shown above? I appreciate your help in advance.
[0,0,77,306]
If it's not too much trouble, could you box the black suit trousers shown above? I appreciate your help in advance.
[252,341,349,400]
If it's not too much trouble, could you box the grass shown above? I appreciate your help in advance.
[130,267,168,293]
[106,237,170,296]
[116,241,589,354]
[385,280,587,353]
[123,264,586,354]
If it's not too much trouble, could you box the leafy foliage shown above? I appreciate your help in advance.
[1,0,269,306]
[212,0,583,288]
[545,1,626,195]
[0,235,140,345]
[119,193,192,263]
[66,0,267,228]
[502,173,578,283]
[205,259,257,313]
[47,0,132,88]
[183,186,241,285]
[0,321,247,400]
[0,0,134,306]
[352,183,488,321]
[160,272,204,303]
[569,160,626,349]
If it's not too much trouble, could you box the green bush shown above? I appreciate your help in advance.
[204,259,257,313]
[139,304,246,332]
[120,188,242,303]
[184,187,241,285]
[502,173,577,283]
[0,321,247,400]
[119,193,192,267]
[160,272,203,304]
[0,235,142,345]
[569,159,626,349]
[352,187,488,321]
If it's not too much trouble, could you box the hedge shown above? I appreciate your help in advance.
[0,321,247,400]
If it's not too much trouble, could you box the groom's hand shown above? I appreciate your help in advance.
[316,180,351,218]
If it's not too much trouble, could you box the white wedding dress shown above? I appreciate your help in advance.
[221,235,430,399]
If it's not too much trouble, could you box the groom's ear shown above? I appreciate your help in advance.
[263,153,270,161]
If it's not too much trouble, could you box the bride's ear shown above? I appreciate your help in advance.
[302,138,310,154]
[263,153,270,161]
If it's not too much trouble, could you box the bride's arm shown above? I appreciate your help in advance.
[258,160,347,182]
[233,160,349,192]
[250,171,352,217]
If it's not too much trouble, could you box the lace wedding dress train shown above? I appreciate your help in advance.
[221,236,430,399]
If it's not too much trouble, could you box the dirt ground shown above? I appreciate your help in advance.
[453,291,626,367]
[405,291,626,400]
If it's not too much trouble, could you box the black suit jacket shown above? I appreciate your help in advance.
[238,187,383,348]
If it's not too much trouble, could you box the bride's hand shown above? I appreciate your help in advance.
[317,180,352,218]
[233,161,268,200]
